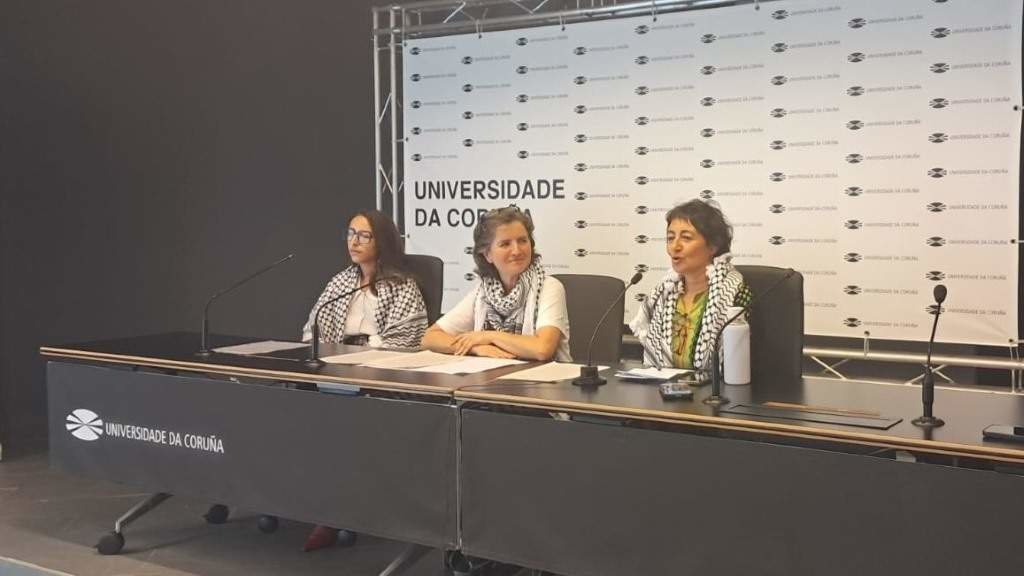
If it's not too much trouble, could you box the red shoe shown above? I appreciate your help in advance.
[303,525,338,552]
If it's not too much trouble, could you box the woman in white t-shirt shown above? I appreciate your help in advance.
[422,206,571,362]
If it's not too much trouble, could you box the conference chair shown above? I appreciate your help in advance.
[735,265,804,384]
[404,254,444,324]
[552,274,626,365]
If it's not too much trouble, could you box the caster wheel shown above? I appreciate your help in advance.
[203,504,229,524]
[96,531,125,555]
[445,550,472,575]
[336,529,358,547]
[257,515,279,533]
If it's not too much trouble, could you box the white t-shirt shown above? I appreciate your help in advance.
[435,277,572,362]
[302,289,383,347]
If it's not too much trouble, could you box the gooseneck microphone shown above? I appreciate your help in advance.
[913,284,947,428]
[573,271,643,387]
[304,279,381,368]
[197,254,294,356]
[704,268,797,406]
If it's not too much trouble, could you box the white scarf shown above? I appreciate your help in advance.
[472,259,545,335]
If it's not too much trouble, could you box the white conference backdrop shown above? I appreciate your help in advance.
[402,0,1022,346]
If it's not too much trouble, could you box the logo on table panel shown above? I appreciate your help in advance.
[462,56,473,64]
[930,63,950,74]
[847,120,864,130]
[847,86,864,96]
[700,65,716,75]
[769,140,786,150]
[635,56,649,65]
[635,25,650,35]
[770,75,788,86]
[929,133,948,143]
[66,409,104,442]
[516,65,529,75]
[574,46,587,55]
[768,236,786,246]
[925,270,946,281]
[848,18,866,29]
[926,237,946,247]
[635,235,650,244]
[843,318,862,328]
[844,220,863,230]
[635,146,649,155]
[771,10,789,20]
[701,34,717,44]
[847,52,865,63]
[843,286,862,295]
[931,27,951,38]
[699,190,714,199]
[574,76,587,85]
[929,98,949,109]
[771,43,788,53]
[574,248,588,257]
[770,108,787,118]
[844,253,862,262]
[769,172,786,182]
[927,167,947,178]
[574,220,588,229]
[926,202,947,213]
[845,186,863,197]
[769,204,786,214]
[700,128,716,138]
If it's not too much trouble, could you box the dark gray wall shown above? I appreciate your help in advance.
[0,0,383,450]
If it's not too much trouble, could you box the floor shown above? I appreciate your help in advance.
[0,451,452,576]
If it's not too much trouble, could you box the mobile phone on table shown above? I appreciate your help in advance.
[659,382,693,400]
[982,424,1024,443]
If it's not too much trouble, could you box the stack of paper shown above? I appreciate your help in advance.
[614,367,693,382]
[498,362,608,382]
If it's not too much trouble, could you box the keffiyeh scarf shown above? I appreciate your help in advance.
[473,259,546,335]
[307,265,427,348]
[630,254,745,380]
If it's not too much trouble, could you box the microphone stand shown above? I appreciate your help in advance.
[913,285,947,428]
[304,281,377,368]
[573,272,643,387]
[197,254,294,356]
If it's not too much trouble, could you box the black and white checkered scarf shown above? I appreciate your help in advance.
[473,258,545,335]
[630,254,744,380]
[305,265,427,349]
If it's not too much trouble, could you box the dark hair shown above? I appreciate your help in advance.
[472,206,539,280]
[350,209,407,283]
[665,199,733,256]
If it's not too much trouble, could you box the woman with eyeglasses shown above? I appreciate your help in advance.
[422,206,571,362]
[630,199,751,380]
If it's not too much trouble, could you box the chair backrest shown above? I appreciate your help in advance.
[553,274,625,365]
[735,265,804,384]
[403,254,444,324]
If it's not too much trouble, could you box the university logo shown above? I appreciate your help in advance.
[516,37,528,46]
[770,75,788,86]
[770,108,787,118]
[574,134,587,143]
[516,122,528,131]
[847,86,864,96]
[411,153,422,161]
[516,65,529,74]
[700,97,716,107]
[574,192,588,200]
[847,119,864,130]
[635,235,650,244]
[771,43,788,53]
[635,264,649,273]
[635,205,649,214]
[931,27,950,38]
[929,98,949,109]
[574,249,588,257]
[769,140,786,150]
[574,220,588,229]
[574,76,587,85]
[635,176,649,185]
[462,111,474,119]
[843,318,862,327]
[635,25,650,35]
[574,105,587,114]
[463,139,474,147]
[574,46,587,55]
[464,273,477,281]
[930,62,950,73]
[844,253,862,262]
[925,202,947,213]
[517,150,529,158]
[844,286,863,295]
[462,56,474,64]
[848,18,867,29]
[635,116,650,125]
[66,409,103,442]
[635,146,649,155]
[845,220,863,229]
[574,163,588,172]
[410,47,421,55]
[411,100,422,109]
[411,126,422,135]
[927,167,947,178]
[925,270,946,281]
[848,52,866,63]
[845,186,863,197]
[701,34,717,43]
[410,73,421,82]
[768,236,786,245]
[771,10,789,20]
[700,65,716,75]
[846,153,864,164]
[516,94,529,103]
[462,84,474,92]
[928,133,948,143]
[769,172,786,182]
[635,56,649,65]
[925,236,946,247]
[768,204,786,214]
[699,190,714,199]
[926,304,945,315]
[700,159,715,168]
[635,86,650,95]
[700,128,716,137]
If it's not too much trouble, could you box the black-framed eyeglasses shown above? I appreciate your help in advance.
[347,229,374,245]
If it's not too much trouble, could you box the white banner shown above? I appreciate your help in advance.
[402,0,1022,346]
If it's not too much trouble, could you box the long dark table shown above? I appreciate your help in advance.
[455,374,1024,576]
[41,332,528,556]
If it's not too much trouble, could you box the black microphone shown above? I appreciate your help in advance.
[197,254,294,356]
[304,279,381,368]
[573,271,643,387]
[704,268,797,406]
[913,284,947,428]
